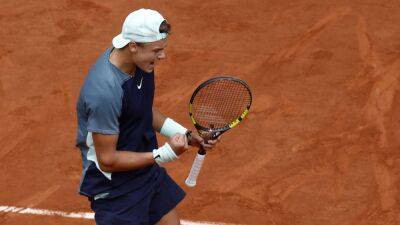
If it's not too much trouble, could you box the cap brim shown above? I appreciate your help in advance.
[112,34,130,49]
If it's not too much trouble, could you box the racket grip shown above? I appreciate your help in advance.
[185,153,206,187]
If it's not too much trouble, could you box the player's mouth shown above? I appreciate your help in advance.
[147,62,155,71]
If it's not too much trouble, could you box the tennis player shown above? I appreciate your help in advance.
[76,8,218,225]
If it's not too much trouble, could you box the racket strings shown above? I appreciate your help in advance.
[192,79,251,129]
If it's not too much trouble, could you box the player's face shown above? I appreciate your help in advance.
[131,39,168,73]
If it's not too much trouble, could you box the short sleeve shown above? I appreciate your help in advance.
[86,92,121,135]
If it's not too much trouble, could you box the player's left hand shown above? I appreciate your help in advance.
[186,131,221,150]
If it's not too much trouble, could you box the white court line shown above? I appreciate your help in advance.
[0,205,238,225]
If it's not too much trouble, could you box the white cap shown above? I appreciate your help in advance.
[112,9,168,48]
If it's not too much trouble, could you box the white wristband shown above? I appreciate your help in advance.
[160,118,187,138]
[153,143,178,164]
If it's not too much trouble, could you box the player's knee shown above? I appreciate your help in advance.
[156,208,180,225]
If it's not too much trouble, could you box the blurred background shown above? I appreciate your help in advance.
[0,0,399,224]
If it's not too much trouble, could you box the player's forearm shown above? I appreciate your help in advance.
[153,107,188,137]
[99,151,155,173]
[152,107,167,132]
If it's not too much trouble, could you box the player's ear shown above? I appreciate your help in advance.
[128,42,138,53]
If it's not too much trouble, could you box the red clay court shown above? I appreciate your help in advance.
[1,0,400,224]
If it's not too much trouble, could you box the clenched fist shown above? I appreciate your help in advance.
[168,133,189,156]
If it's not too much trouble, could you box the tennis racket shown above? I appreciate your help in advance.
[185,76,252,187]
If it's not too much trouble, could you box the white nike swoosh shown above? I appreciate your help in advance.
[137,77,143,89]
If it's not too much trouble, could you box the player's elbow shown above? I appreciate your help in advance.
[98,154,117,173]
[98,163,114,173]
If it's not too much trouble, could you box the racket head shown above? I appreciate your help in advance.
[189,76,252,136]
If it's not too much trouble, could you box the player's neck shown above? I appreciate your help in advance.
[109,48,136,76]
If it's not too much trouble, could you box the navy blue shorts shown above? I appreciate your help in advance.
[90,173,186,225]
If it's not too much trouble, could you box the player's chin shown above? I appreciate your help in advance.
[145,62,155,73]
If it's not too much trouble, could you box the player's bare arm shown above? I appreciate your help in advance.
[92,133,154,172]
[93,133,188,172]
[152,107,168,132]
[152,106,218,149]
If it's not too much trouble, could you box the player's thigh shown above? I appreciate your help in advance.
[155,208,180,225]
[90,190,152,225]
[148,173,185,225]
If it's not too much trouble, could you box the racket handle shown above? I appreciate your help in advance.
[185,152,206,187]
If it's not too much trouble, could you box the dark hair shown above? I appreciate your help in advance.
[159,20,171,34]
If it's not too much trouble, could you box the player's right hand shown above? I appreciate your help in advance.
[168,133,189,156]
